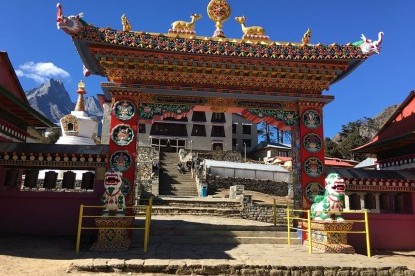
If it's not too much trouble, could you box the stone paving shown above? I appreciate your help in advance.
[71,215,415,275]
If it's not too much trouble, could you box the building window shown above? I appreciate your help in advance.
[211,125,225,137]
[212,142,223,151]
[232,138,236,147]
[232,123,237,134]
[150,123,188,137]
[191,124,206,136]
[192,111,206,122]
[349,194,361,210]
[242,139,251,148]
[211,112,226,123]
[163,116,188,122]
[242,124,251,134]
[380,193,393,213]
[138,124,146,133]
[364,194,376,210]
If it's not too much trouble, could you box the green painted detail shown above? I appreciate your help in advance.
[247,109,299,126]
[139,104,192,120]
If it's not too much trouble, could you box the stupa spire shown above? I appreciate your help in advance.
[74,80,86,111]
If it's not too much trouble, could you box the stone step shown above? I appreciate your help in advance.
[136,206,242,217]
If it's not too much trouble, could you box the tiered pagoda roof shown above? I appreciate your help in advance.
[57,4,380,102]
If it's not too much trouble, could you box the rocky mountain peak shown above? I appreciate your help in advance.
[25,78,103,127]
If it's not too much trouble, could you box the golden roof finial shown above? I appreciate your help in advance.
[302,28,312,46]
[75,80,86,112]
[121,14,132,32]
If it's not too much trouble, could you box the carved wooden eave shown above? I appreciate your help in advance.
[68,24,369,97]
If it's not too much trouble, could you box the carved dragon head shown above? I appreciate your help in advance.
[56,3,84,35]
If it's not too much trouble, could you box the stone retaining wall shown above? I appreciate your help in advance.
[242,199,287,224]
[206,174,288,196]
[73,261,413,276]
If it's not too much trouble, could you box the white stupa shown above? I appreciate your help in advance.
[56,80,98,145]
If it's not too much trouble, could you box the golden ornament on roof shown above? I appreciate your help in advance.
[171,14,202,32]
[302,28,312,46]
[207,0,231,38]
[121,14,132,32]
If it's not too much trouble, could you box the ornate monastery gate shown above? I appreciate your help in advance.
[57,2,378,209]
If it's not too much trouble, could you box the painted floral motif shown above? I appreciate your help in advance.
[121,178,130,196]
[110,151,132,172]
[305,182,325,203]
[303,110,321,129]
[304,157,323,177]
[303,133,322,153]
[114,100,135,121]
[139,104,192,120]
[111,124,134,146]
[247,109,299,126]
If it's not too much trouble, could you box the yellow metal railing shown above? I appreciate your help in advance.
[75,197,153,253]
[279,202,372,258]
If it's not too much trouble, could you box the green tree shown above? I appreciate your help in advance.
[324,137,342,158]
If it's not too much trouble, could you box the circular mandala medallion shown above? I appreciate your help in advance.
[207,0,231,23]
[304,157,323,177]
[303,133,322,153]
[110,151,132,172]
[305,182,325,203]
[114,100,135,121]
[121,178,131,196]
[111,124,134,146]
[303,110,321,129]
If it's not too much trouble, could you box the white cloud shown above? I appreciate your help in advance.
[15,61,70,83]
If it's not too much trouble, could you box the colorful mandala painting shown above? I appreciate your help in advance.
[303,110,321,129]
[110,151,132,172]
[304,157,323,177]
[111,124,134,146]
[114,100,135,121]
[303,133,322,153]
[305,182,325,203]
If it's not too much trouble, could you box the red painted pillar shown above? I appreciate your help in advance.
[108,97,138,210]
[299,102,326,209]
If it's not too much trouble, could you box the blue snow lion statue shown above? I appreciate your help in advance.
[311,172,345,221]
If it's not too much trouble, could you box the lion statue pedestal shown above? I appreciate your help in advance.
[303,221,355,253]
[91,169,133,251]
[305,172,355,254]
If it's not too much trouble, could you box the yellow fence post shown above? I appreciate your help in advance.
[307,210,312,254]
[144,205,150,253]
[364,210,371,258]
[273,198,277,226]
[75,204,84,253]
[287,203,291,245]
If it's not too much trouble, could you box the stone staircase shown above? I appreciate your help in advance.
[132,215,300,247]
[158,152,198,197]
[150,196,243,217]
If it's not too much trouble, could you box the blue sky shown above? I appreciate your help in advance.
[2,1,415,138]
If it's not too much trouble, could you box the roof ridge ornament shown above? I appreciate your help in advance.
[207,0,231,38]
[56,3,84,35]
[168,13,202,38]
[353,32,384,55]
[235,16,270,43]
[302,28,312,46]
[121,14,132,32]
